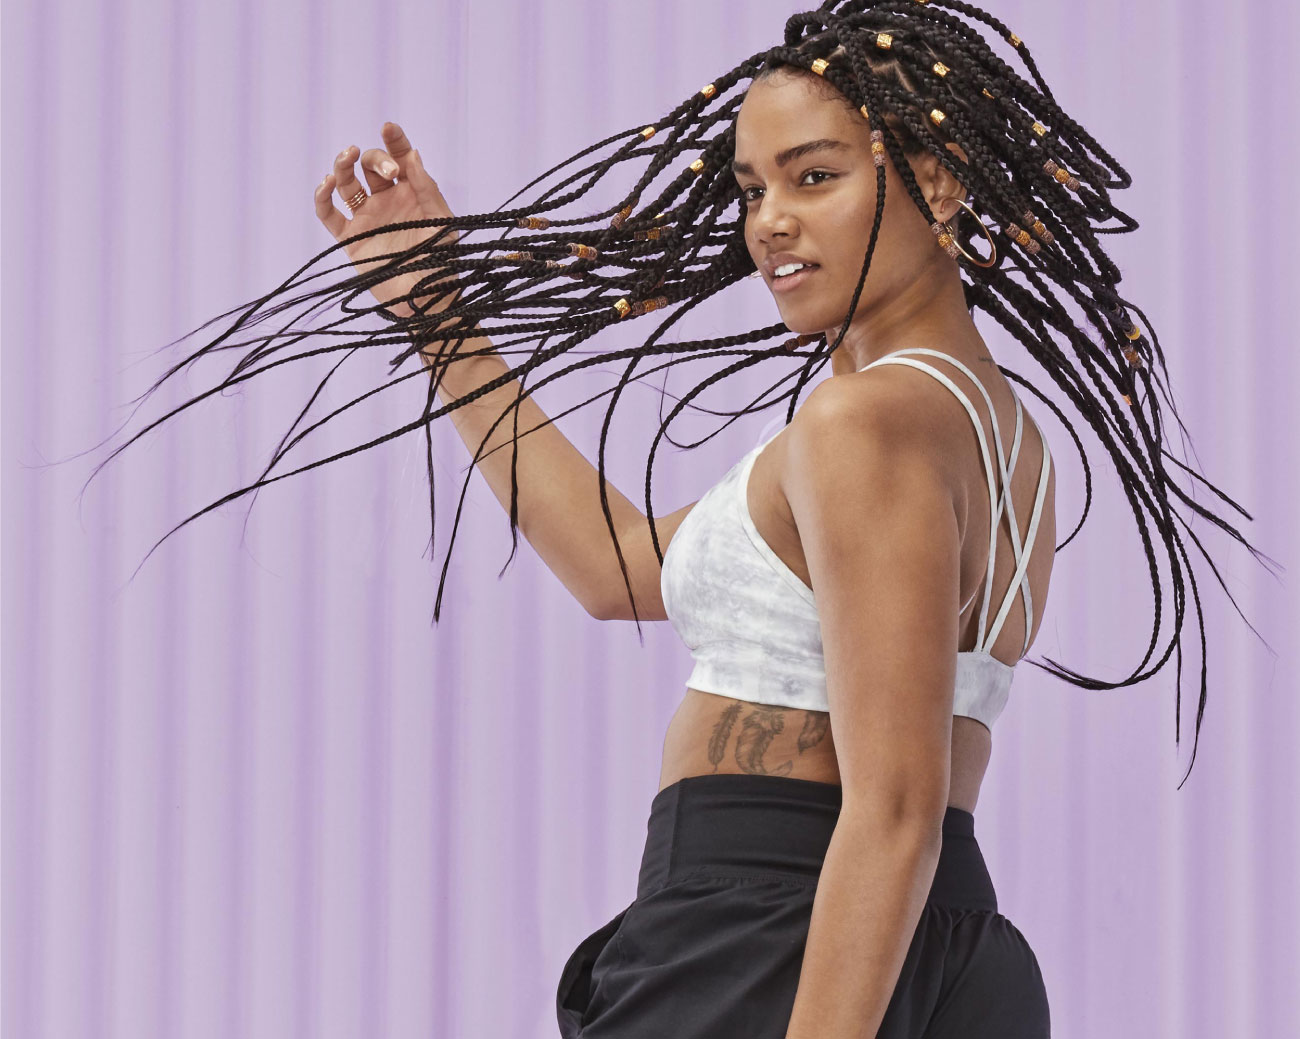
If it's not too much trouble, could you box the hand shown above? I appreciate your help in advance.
[314,121,461,320]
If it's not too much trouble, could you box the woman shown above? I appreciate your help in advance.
[113,2,1264,1036]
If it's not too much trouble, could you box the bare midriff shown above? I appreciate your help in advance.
[657,689,992,812]
[653,352,1052,817]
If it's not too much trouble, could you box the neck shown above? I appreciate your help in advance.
[827,266,986,376]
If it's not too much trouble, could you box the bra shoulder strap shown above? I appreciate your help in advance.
[860,348,1040,655]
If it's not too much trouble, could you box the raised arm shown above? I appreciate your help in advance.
[420,335,694,621]
[315,121,689,620]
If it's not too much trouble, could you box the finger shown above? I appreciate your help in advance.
[331,144,369,214]
[360,147,400,193]
[314,171,348,238]
[381,121,416,170]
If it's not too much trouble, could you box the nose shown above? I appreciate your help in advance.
[749,186,799,243]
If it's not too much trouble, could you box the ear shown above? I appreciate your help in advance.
[916,141,972,224]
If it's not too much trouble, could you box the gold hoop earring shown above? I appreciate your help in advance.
[930,197,998,269]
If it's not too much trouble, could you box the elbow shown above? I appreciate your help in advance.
[584,587,625,621]
[839,788,948,847]
[838,807,946,858]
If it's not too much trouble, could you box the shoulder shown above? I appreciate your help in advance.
[782,365,970,495]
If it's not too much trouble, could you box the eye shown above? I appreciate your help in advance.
[739,169,838,203]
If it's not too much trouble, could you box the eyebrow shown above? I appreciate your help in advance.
[730,138,850,177]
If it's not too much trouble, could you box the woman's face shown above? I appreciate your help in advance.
[733,70,952,338]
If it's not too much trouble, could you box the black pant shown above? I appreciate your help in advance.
[557,773,1050,1038]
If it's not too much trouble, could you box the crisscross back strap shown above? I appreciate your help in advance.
[859,348,1052,659]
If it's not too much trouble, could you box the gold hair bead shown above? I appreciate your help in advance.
[982,88,996,99]
[641,126,656,140]
[931,222,958,257]
[1003,227,1040,255]
[1006,223,1034,249]
[876,33,894,49]
[1008,32,1022,47]
[1044,158,1079,189]
[859,104,871,120]
[1032,121,1047,137]
[631,295,668,317]
[502,251,533,261]
[1121,393,1132,405]
[811,58,829,76]
[1122,344,1145,369]
[633,227,662,241]
[929,108,946,126]
[933,61,949,77]
[930,222,960,259]
[613,298,632,318]
[1021,209,1051,242]
[610,203,635,229]
[1126,324,1143,341]
[689,158,705,174]
[700,83,716,98]
[568,243,598,260]
[516,215,551,229]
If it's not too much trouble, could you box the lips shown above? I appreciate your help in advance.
[771,262,820,279]
[769,264,820,293]
[763,252,820,278]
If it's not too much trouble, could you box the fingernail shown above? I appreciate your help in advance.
[381,162,398,177]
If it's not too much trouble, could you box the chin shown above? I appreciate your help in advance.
[776,307,834,338]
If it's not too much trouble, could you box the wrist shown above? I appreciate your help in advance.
[413,334,493,368]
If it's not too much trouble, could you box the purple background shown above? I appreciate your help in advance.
[4,1,1297,1036]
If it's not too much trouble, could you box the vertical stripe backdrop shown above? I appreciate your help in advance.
[3,1,1297,1037]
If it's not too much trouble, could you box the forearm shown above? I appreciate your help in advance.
[415,326,646,615]
[785,809,942,1039]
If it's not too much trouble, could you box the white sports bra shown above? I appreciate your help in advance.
[659,347,1053,731]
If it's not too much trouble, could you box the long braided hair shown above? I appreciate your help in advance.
[91,0,1275,786]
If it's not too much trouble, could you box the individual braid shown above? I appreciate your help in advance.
[89,0,1275,788]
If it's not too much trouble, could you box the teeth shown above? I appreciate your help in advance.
[774,262,810,277]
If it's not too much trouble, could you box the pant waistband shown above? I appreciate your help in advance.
[637,774,997,912]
